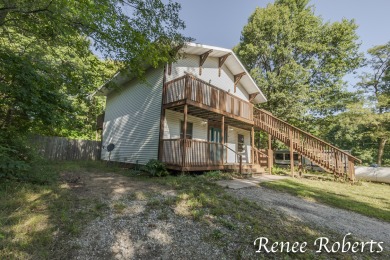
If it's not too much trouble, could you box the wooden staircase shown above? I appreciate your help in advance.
[253,108,361,180]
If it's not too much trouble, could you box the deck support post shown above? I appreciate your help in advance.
[298,154,303,177]
[182,104,188,168]
[158,108,166,161]
[267,134,273,174]
[158,66,168,162]
[348,157,355,182]
[221,116,225,165]
[289,127,295,177]
[239,156,242,175]
[251,127,255,164]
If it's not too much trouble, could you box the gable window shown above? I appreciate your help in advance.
[180,121,193,139]
[237,134,244,152]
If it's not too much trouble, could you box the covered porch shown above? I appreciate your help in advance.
[158,74,272,173]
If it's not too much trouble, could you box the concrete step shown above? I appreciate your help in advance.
[223,163,267,175]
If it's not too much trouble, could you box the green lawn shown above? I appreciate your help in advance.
[261,174,390,222]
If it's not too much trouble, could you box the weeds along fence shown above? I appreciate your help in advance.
[30,135,101,161]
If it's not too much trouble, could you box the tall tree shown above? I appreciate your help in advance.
[0,0,190,176]
[234,0,362,129]
[356,42,390,165]
[0,0,190,136]
[0,0,189,74]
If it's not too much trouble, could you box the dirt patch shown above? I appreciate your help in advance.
[59,171,162,200]
[57,170,389,259]
[59,171,225,259]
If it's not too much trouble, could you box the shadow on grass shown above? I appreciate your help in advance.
[2,162,388,259]
[0,160,126,259]
[261,179,390,222]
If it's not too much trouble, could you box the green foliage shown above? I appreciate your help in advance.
[0,0,190,178]
[320,42,390,165]
[234,0,362,129]
[144,159,169,177]
[0,0,190,139]
[356,42,390,165]
[271,166,289,175]
[0,0,190,76]
[0,133,34,180]
[320,101,389,165]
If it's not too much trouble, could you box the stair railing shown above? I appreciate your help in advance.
[253,108,361,180]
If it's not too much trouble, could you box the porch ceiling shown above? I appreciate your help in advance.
[167,104,254,131]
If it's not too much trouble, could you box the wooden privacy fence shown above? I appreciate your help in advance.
[30,135,101,161]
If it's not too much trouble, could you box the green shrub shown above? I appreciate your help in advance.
[144,159,169,177]
[0,134,35,180]
[271,166,289,175]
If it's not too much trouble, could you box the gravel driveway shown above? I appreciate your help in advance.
[230,186,390,250]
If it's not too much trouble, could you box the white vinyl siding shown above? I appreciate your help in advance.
[166,54,249,102]
[164,110,207,141]
[101,68,164,164]
[226,126,251,164]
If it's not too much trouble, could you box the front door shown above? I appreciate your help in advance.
[209,127,221,143]
[209,127,222,162]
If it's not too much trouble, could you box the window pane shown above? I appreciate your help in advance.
[275,153,284,160]
[237,134,244,152]
[180,121,193,139]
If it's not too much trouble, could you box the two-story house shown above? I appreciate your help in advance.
[96,43,360,178]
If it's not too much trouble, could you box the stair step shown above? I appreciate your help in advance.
[253,108,357,178]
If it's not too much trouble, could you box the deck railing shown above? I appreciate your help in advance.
[253,108,361,179]
[164,74,253,121]
[161,139,243,173]
[252,147,268,166]
[161,139,225,166]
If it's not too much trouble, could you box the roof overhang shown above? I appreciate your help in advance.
[93,42,267,104]
[181,43,267,104]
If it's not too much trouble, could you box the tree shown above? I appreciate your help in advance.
[321,101,389,165]
[0,0,189,74]
[0,0,190,177]
[356,42,390,165]
[234,0,362,130]
[0,0,190,136]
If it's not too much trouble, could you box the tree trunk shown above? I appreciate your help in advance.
[377,138,387,166]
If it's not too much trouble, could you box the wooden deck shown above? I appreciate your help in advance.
[159,74,361,180]
[160,139,265,173]
[161,139,251,172]
[162,74,254,129]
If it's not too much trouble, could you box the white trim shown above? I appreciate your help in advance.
[94,42,267,104]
